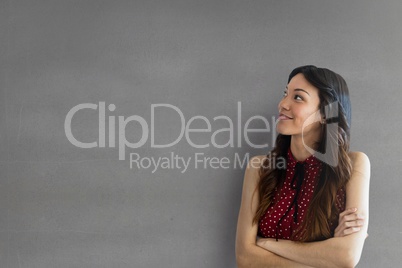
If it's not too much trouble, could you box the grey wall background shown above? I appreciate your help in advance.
[1,0,401,267]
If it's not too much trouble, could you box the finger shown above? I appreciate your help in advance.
[344,220,364,228]
[344,213,364,222]
[339,207,357,218]
[339,208,357,219]
[355,220,364,226]
[335,226,358,237]
[343,227,361,235]
[335,219,365,237]
[338,213,358,227]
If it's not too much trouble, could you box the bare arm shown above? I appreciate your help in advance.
[255,152,370,268]
[235,156,315,268]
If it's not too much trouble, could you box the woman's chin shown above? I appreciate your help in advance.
[276,126,291,135]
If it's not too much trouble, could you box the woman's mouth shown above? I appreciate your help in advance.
[278,113,293,120]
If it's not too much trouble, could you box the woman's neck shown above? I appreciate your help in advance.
[290,135,317,161]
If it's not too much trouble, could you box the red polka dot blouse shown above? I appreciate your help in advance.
[258,148,346,241]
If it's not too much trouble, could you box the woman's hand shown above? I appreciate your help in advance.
[334,207,365,237]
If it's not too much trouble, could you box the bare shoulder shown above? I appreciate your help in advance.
[348,151,370,167]
[248,155,267,168]
[348,151,371,177]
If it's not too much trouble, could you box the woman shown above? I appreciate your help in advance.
[235,65,370,267]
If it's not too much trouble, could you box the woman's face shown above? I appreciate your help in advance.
[277,73,322,138]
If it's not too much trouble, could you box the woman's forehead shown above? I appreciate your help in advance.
[287,73,319,96]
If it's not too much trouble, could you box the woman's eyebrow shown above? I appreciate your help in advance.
[286,86,310,96]
[294,88,310,96]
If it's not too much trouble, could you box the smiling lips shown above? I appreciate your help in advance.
[278,113,293,120]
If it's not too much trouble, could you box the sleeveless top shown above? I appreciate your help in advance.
[257,148,346,241]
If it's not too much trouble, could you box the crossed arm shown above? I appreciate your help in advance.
[235,152,370,268]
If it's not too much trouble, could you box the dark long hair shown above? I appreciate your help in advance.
[253,65,352,242]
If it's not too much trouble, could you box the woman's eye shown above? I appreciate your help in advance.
[283,90,288,97]
[294,95,303,101]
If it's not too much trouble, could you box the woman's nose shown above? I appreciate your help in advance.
[278,96,290,111]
